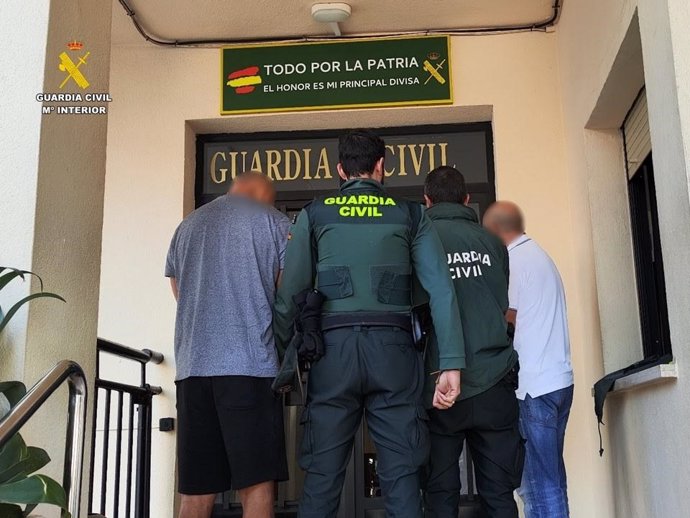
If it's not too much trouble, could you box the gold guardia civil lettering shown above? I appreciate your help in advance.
[209,142,449,184]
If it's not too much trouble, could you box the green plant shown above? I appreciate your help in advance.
[0,383,71,518]
[0,267,69,517]
[0,268,65,335]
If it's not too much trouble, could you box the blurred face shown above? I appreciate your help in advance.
[482,211,507,244]
[482,216,499,237]
[230,177,276,205]
[482,209,519,246]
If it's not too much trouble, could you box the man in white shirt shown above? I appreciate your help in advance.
[484,201,574,518]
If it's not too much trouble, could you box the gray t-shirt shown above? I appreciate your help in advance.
[165,194,290,381]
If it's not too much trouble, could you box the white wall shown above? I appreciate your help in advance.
[0,0,113,515]
[0,0,51,379]
[100,31,613,517]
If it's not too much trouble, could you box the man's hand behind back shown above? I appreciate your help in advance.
[433,370,462,410]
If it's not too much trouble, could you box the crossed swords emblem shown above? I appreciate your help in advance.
[423,58,447,85]
[59,51,91,89]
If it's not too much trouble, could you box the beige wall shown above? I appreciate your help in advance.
[100,30,615,517]
[557,0,690,516]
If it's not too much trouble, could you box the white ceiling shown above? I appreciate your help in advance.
[112,0,557,46]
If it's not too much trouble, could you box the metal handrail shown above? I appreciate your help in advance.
[97,379,163,397]
[0,360,87,518]
[97,338,164,365]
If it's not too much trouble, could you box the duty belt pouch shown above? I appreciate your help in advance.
[411,303,432,352]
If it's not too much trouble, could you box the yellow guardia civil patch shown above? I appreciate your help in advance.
[324,194,396,218]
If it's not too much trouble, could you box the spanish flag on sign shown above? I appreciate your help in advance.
[227,66,262,94]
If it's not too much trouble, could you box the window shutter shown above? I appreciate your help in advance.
[623,89,652,178]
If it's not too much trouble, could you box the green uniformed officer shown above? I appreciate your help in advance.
[420,167,523,518]
[274,130,465,518]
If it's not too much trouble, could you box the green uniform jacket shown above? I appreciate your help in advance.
[274,179,466,372]
[422,202,518,403]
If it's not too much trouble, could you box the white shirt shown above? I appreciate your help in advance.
[508,234,574,400]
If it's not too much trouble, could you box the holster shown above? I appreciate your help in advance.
[272,289,325,396]
[296,290,326,364]
[272,335,301,394]
[411,303,433,353]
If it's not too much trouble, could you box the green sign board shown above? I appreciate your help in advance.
[220,36,453,115]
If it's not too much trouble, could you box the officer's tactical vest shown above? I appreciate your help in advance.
[305,183,422,314]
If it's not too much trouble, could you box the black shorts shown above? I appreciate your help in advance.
[176,376,288,494]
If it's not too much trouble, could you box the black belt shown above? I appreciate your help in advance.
[321,312,411,332]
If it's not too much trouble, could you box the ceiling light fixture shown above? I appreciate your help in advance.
[311,2,352,37]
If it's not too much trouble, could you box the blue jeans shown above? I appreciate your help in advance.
[517,385,574,518]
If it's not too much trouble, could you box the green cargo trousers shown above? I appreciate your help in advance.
[298,325,429,518]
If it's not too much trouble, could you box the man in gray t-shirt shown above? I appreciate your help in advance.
[165,172,290,518]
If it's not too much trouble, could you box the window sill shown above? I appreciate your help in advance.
[609,361,678,394]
